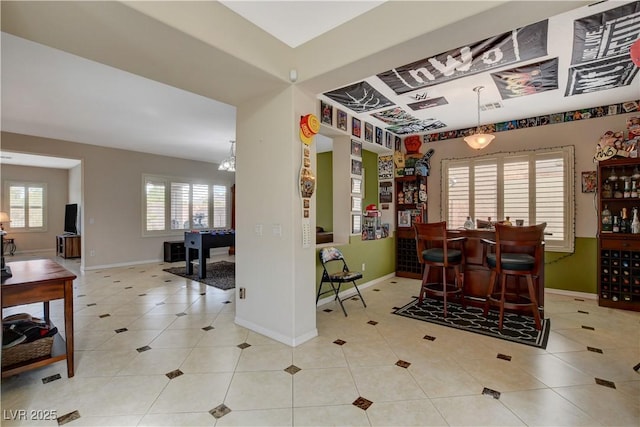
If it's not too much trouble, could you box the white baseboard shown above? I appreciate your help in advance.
[83,258,162,271]
[545,288,597,300]
[316,272,396,306]
[234,316,318,347]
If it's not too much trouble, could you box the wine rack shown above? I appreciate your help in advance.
[597,157,640,311]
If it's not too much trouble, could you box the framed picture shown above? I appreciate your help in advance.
[303,199,310,209]
[398,210,412,228]
[352,215,361,234]
[320,101,333,126]
[351,159,362,175]
[351,139,362,157]
[337,109,348,131]
[385,132,392,149]
[582,171,596,193]
[375,127,383,145]
[364,122,373,142]
[351,196,362,212]
[352,117,361,138]
[351,178,362,194]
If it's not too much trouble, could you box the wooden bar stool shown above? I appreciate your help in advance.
[482,222,545,330]
[414,222,467,317]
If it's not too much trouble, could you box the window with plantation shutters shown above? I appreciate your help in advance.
[442,146,574,252]
[143,175,228,235]
[6,182,46,231]
[213,185,227,228]
[145,179,165,231]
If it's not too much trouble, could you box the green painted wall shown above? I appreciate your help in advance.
[315,235,397,296]
[545,237,597,294]
[316,152,333,232]
[315,149,397,296]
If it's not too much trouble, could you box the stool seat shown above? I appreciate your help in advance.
[422,248,462,263]
[414,222,466,317]
[486,253,534,271]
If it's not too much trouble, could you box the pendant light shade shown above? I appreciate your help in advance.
[464,86,495,150]
[218,140,236,172]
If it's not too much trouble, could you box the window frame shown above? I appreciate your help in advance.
[441,146,575,253]
[142,174,229,237]
[5,181,48,233]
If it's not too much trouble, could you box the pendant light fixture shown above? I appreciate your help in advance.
[218,140,236,172]
[464,86,495,150]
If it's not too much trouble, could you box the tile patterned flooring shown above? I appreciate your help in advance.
[1,252,639,426]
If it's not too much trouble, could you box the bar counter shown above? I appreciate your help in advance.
[424,228,545,313]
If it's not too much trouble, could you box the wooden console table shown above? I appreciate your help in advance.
[1,259,76,378]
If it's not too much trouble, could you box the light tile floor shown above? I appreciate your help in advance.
[1,252,639,426]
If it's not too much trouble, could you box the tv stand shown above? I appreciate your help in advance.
[56,235,81,259]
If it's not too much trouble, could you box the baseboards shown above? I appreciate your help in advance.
[316,272,396,307]
[234,316,318,347]
[545,288,597,300]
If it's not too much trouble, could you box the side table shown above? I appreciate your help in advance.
[1,259,76,378]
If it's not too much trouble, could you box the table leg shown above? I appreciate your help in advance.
[43,301,50,323]
[64,279,74,377]
[186,246,193,275]
[198,249,206,279]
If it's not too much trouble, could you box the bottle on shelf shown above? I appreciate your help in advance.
[614,182,623,198]
[632,181,638,198]
[602,204,613,232]
[602,179,612,198]
[632,207,640,234]
[620,208,629,234]
[624,179,631,198]
[613,215,620,233]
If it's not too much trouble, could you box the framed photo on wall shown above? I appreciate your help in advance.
[375,127,383,145]
[364,122,373,142]
[351,139,362,157]
[337,109,348,131]
[352,215,361,234]
[320,101,333,126]
[351,178,362,194]
[351,159,362,175]
[351,196,362,212]
[582,171,596,193]
[385,132,392,149]
[352,117,361,138]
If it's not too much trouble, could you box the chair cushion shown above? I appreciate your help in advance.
[422,248,462,263]
[486,253,535,271]
[329,271,363,281]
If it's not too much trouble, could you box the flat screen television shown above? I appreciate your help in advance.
[64,203,78,235]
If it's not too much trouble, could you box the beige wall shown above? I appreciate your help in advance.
[1,131,234,269]
[424,112,638,238]
[1,163,68,252]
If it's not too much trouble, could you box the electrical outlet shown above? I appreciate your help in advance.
[362,263,366,271]
[239,287,246,299]
[90,250,96,257]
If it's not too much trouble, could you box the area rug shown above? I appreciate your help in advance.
[393,297,550,349]
[163,261,235,290]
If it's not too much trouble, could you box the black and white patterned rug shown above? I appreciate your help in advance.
[393,298,550,349]
[163,261,235,290]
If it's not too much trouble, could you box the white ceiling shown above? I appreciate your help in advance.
[1,1,638,169]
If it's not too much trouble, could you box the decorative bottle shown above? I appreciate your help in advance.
[632,181,638,198]
[620,208,629,233]
[601,204,612,232]
[503,216,512,226]
[602,179,612,198]
[632,207,640,234]
[613,216,620,233]
[463,216,474,229]
[624,179,631,198]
